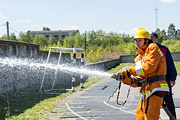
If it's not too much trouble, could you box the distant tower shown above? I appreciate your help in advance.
[155,8,158,30]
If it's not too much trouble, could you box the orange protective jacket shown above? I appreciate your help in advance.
[121,43,169,99]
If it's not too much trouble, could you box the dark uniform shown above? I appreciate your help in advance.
[157,43,177,119]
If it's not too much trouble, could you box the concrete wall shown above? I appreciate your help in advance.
[172,52,180,62]
[0,39,71,62]
[0,40,74,94]
[0,39,39,58]
[85,59,121,71]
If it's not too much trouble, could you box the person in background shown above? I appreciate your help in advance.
[151,32,177,119]
[112,28,169,120]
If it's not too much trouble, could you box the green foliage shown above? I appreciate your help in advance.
[121,42,137,55]
[10,33,17,41]
[18,32,33,43]
[33,34,49,48]
[48,35,56,45]
[86,46,104,63]
[86,49,96,63]
[156,29,167,43]
[167,23,176,40]
[0,34,7,39]
[176,29,180,40]
[174,62,180,75]
[42,27,50,31]
[162,40,180,52]
[74,33,84,48]
[155,23,180,42]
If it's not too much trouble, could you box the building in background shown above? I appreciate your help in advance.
[27,30,79,40]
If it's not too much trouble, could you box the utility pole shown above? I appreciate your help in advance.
[6,21,10,40]
[155,8,158,30]
[85,31,87,55]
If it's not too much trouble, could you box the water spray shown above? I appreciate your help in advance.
[0,57,111,77]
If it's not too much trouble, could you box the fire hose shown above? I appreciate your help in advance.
[110,73,176,120]
[109,73,132,107]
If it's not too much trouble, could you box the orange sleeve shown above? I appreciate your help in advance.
[120,69,138,87]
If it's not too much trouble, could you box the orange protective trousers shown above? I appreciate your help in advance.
[136,94,163,120]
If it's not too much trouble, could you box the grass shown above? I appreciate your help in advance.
[0,76,109,120]
[108,63,134,74]
[174,62,180,75]
[1,62,180,120]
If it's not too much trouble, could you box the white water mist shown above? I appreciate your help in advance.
[0,57,111,77]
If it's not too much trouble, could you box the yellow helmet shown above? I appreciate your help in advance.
[133,28,150,40]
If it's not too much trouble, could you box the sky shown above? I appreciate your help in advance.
[0,0,180,37]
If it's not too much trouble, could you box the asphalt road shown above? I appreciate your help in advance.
[50,76,180,120]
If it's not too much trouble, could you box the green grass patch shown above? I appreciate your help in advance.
[108,63,134,74]
[174,62,180,75]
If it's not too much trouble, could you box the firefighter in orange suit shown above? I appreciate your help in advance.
[112,28,169,120]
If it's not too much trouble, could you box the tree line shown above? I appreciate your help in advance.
[0,23,180,62]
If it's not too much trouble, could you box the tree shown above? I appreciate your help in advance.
[159,30,167,42]
[63,39,67,48]
[175,29,180,40]
[10,33,17,41]
[87,30,96,45]
[19,32,33,43]
[167,23,176,40]
[65,32,75,48]
[56,40,62,47]
[33,34,49,47]
[120,33,132,43]
[42,27,50,31]
[0,34,7,39]
[156,29,167,43]
[48,35,56,45]
[57,38,64,46]
[96,46,103,61]
[74,33,84,48]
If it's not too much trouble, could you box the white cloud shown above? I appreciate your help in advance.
[0,13,7,20]
[16,19,32,23]
[160,0,176,3]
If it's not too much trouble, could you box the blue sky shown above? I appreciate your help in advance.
[0,0,179,37]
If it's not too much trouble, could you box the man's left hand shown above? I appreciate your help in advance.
[170,81,175,87]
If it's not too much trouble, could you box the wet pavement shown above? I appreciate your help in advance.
[50,76,180,120]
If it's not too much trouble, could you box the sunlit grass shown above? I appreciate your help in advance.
[174,62,180,75]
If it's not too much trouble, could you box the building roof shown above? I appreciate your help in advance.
[28,30,79,34]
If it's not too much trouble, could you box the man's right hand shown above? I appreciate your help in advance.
[111,72,121,81]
